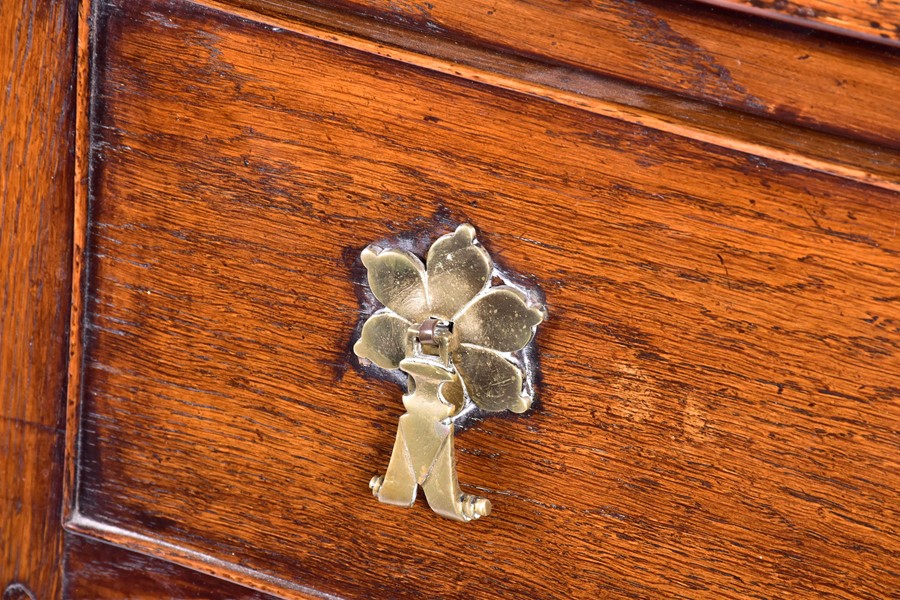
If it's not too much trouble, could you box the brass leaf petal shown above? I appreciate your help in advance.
[361,246,430,322]
[426,223,491,319]
[454,286,544,353]
[454,343,532,413]
[353,310,411,370]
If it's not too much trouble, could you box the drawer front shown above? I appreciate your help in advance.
[67,0,899,598]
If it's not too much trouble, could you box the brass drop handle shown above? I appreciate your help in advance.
[353,224,546,522]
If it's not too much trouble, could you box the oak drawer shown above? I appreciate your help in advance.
[64,0,900,597]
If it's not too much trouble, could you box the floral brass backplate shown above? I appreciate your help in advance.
[353,224,545,521]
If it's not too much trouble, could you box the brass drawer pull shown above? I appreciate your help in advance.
[354,224,545,521]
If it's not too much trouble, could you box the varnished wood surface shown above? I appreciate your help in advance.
[69,0,900,598]
[695,0,900,44]
[280,0,900,147]
[0,0,77,598]
[64,534,275,599]
[202,0,900,192]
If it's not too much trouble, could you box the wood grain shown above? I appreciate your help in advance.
[695,0,900,44]
[69,0,900,598]
[281,0,900,147]
[200,0,900,193]
[0,0,77,598]
[64,533,275,599]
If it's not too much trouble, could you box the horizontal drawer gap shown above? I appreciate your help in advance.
[195,0,900,192]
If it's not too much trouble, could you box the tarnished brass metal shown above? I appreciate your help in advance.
[354,224,545,522]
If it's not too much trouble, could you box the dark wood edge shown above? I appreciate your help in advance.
[690,0,900,48]
[64,532,286,598]
[196,0,900,192]
[62,0,93,528]
[63,515,325,600]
